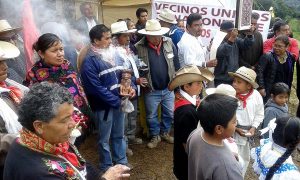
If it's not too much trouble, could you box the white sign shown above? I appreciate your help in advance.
[152,0,271,45]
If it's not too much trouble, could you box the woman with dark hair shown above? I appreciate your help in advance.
[257,35,295,103]
[23,33,90,144]
[3,82,130,180]
[251,116,300,180]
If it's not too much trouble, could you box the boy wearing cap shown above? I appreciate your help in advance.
[168,65,213,180]
[187,94,243,180]
[229,66,264,177]
[214,21,254,86]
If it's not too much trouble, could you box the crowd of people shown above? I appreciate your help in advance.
[0,1,300,179]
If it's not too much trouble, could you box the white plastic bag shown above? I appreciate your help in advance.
[121,98,134,113]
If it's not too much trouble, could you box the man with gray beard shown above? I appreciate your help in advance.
[80,24,136,173]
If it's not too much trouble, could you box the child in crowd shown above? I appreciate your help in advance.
[262,83,290,138]
[252,116,300,180]
[229,66,264,177]
[206,84,244,167]
[187,94,243,180]
[168,65,214,180]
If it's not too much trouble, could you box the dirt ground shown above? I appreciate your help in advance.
[79,81,300,180]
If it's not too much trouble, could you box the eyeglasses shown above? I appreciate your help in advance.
[273,44,286,49]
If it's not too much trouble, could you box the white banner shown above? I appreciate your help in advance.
[152,0,271,46]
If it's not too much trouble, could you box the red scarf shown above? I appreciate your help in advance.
[0,81,22,104]
[237,89,254,108]
[147,37,162,55]
[18,128,81,167]
[174,92,200,111]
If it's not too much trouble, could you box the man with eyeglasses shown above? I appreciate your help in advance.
[177,13,217,69]
[0,20,26,84]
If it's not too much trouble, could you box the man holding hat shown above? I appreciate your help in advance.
[0,20,26,84]
[111,21,145,155]
[135,19,179,149]
[0,40,28,177]
[157,9,183,49]
[214,20,254,87]
[168,65,214,180]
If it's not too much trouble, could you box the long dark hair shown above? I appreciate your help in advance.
[265,116,300,180]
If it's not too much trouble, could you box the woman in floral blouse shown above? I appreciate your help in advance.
[24,33,90,145]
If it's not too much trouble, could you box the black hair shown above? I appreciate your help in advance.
[265,116,300,180]
[275,35,290,47]
[186,13,202,26]
[197,94,238,135]
[18,82,73,132]
[89,24,110,43]
[180,82,193,91]
[273,20,287,33]
[33,33,61,53]
[251,12,260,20]
[136,8,148,18]
[79,2,91,15]
[270,82,290,97]
[177,19,184,23]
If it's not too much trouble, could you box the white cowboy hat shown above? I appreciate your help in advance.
[0,20,22,36]
[157,9,177,24]
[168,65,214,91]
[206,84,236,98]
[111,21,137,35]
[0,41,20,60]
[228,66,259,89]
[138,19,170,36]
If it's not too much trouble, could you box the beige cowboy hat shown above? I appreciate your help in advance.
[206,84,236,98]
[0,41,20,60]
[198,67,215,82]
[168,65,214,91]
[0,20,22,36]
[157,9,177,24]
[228,66,259,89]
[111,21,137,35]
[138,19,170,36]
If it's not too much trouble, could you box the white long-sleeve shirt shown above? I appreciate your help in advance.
[177,32,208,68]
[236,89,264,129]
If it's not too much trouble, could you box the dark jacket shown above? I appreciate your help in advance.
[239,31,263,67]
[80,49,136,111]
[215,35,254,83]
[4,141,98,180]
[256,51,294,98]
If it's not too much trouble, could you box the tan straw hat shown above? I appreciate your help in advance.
[228,66,259,89]
[0,20,22,36]
[206,84,236,98]
[157,9,177,24]
[111,21,136,35]
[168,65,214,91]
[0,41,20,60]
[138,19,169,36]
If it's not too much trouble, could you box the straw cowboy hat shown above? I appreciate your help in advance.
[206,84,236,98]
[0,20,22,36]
[111,21,136,35]
[228,66,259,89]
[138,19,170,36]
[168,65,214,91]
[157,9,177,24]
[0,41,20,60]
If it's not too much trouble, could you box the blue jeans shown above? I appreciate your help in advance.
[94,108,127,171]
[144,88,174,136]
